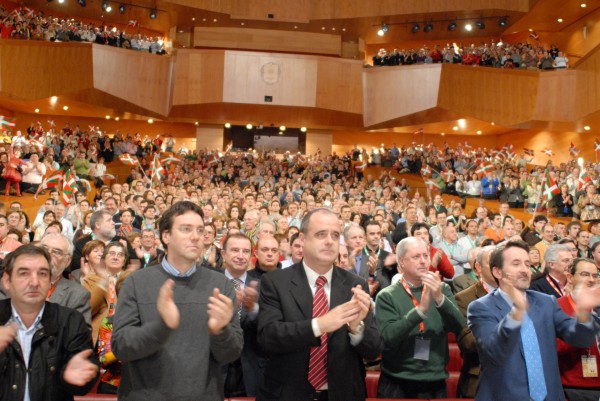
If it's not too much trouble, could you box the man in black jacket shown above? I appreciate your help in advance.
[0,245,98,401]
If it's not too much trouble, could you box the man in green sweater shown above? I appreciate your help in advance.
[376,236,465,398]
[112,201,243,401]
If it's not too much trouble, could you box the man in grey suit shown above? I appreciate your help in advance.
[41,233,92,328]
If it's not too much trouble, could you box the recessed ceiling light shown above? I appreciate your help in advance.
[105,5,112,12]
[246,123,253,130]
[477,130,482,135]
[342,28,346,32]
[224,123,231,128]
[441,132,445,136]
[278,131,283,135]
[115,117,120,121]
[34,108,40,113]
[191,17,195,21]
[458,119,466,128]
[465,24,472,31]
[178,30,184,33]
[294,26,298,29]
[300,127,307,132]
[491,122,495,125]
[241,22,245,26]
[581,3,587,8]
[584,125,591,131]
[213,18,217,22]
[50,96,58,104]
[321,27,325,30]
[557,18,563,23]
[452,126,459,131]
[279,125,286,131]
[63,106,69,111]
[194,121,199,126]
[148,119,154,124]
[528,28,533,32]
[202,18,206,22]
[105,115,111,119]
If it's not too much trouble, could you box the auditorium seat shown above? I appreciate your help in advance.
[446,371,460,398]
[365,370,381,398]
[446,342,463,373]
[227,398,255,401]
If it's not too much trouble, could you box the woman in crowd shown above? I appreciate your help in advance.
[577,182,600,222]
[554,183,574,217]
[73,210,93,242]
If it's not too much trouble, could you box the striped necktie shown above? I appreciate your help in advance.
[308,275,329,390]
[231,278,243,320]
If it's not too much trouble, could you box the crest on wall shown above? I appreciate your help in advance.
[261,62,281,84]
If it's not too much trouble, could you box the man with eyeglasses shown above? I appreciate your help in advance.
[39,233,91,329]
[557,258,600,401]
[112,201,243,401]
[138,229,163,269]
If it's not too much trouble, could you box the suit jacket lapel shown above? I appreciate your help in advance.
[330,267,350,309]
[289,265,314,320]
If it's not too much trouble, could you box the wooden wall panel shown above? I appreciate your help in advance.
[0,41,93,100]
[172,49,224,105]
[316,59,363,114]
[194,27,341,56]
[535,70,577,122]
[306,130,333,155]
[222,51,318,107]
[438,65,539,127]
[196,125,224,151]
[92,45,173,117]
[575,46,600,120]
[363,64,441,127]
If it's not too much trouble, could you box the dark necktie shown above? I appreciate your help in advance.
[231,278,243,320]
[308,275,329,390]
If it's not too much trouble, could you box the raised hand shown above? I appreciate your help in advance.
[431,250,443,269]
[367,254,378,275]
[63,349,98,386]
[157,279,180,329]
[422,271,444,305]
[316,301,360,334]
[207,288,234,335]
[573,284,600,316]
[347,285,371,333]
[0,323,17,352]
[241,281,258,311]
[502,272,528,321]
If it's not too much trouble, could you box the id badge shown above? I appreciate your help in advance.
[582,355,598,378]
[414,336,431,361]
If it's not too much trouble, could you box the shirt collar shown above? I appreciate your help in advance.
[11,303,45,331]
[302,261,333,290]
[161,256,196,278]
[225,269,247,284]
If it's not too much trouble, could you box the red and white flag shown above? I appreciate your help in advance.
[524,148,534,157]
[569,142,580,157]
[542,148,554,156]
[118,153,140,166]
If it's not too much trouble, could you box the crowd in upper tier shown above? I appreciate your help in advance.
[372,39,569,70]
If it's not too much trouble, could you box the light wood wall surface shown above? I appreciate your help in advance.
[172,49,225,105]
[193,27,342,56]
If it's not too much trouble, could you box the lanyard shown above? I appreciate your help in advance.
[466,235,477,249]
[108,276,117,316]
[442,240,456,257]
[401,278,425,333]
[469,270,477,281]
[47,277,61,299]
[546,275,564,297]
[480,279,491,294]
[364,246,380,258]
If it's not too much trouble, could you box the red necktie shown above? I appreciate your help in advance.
[308,275,329,390]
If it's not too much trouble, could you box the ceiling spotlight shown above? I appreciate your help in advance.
[50,96,58,104]
[278,131,283,135]
[300,127,307,132]
[148,119,154,124]
[119,4,125,13]
[458,118,466,128]
[115,117,120,121]
[452,126,459,131]
[78,0,86,6]
[194,121,198,125]
[557,18,564,23]
[581,3,587,8]
[58,0,65,4]
[424,23,433,33]
[411,23,420,33]
[476,20,485,29]
[279,126,286,131]
[584,125,591,131]
[448,21,457,31]
[246,124,253,130]
[106,5,112,12]
[224,123,231,128]
[498,18,508,27]
[102,1,109,10]
[465,23,473,31]
[149,9,157,19]
[105,115,111,120]
[476,130,482,135]
[34,109,40,113]
[377,29,384,37]
[63,105,69,110]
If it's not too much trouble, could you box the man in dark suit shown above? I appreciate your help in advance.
[257,208,383,401]
[392,206,418,244]
[358,220,394,295]
[221,233,262,397]
[468,240,600,401]
[530,244,573,298]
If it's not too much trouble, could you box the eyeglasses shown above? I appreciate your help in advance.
[577,271,600,278]
[42,246,66,257]
[175,225,205,236]
[107,251,125,258]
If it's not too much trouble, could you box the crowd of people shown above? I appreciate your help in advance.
[0,121,598,401]
[371,39,569,70]
[0,5,167,54]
